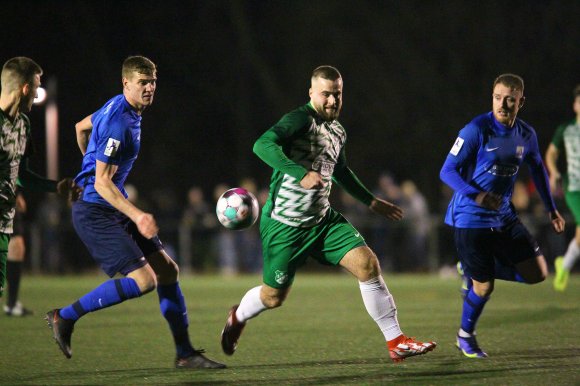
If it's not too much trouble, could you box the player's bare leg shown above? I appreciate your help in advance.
[221,284,289,355]
[340,246,436,362]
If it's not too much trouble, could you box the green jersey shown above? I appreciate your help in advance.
[254,102,374,228]
[0,109,31,234]
[551,119,580,192]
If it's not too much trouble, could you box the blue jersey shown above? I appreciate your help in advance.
[440,112,555,228]
[74,95,141,206]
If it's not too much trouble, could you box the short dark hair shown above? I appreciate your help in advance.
[493,73,524,93]
[573,84,580,98]
[1,57,43,92]
[312,65,341,81]
[122,56,156,79]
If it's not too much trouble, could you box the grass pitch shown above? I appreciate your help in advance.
[1,272,578,385]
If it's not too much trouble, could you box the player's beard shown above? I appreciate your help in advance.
[494,108,514,126]
[315,104,341,122]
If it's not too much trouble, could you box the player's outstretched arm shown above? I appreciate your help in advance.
[18,157,78,197]
[369,197,403,221]
[75,114,93,155]
[545,144,561,192]
[56,178,83,201]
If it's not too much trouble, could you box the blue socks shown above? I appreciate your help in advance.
[157,282,195,358]
[459,260,524,336]
[59,279,194,359]
[59,278,142,321]
[460,288,489,334]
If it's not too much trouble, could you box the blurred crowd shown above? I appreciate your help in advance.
[20,172,573,276]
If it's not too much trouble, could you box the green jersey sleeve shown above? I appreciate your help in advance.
[253,107,312,181]
[18,156,58,192]
[332,148,374,206]
[551,123,567,151]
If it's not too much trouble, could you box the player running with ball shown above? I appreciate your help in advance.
[221,65,436,363]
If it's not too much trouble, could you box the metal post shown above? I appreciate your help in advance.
[45,77,58,180]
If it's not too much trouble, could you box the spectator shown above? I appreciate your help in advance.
[372,172,404,270]
[213,183,238,275]
[237,178,262,273]
[179,186,217,272]
[400,180,431,271]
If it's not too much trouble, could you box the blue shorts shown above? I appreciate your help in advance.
[454,220,541,283]
[72,200,163,277]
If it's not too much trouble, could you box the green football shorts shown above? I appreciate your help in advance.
[260,208,366,289]
[565,191,580,224]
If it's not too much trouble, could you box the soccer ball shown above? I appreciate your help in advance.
[216,187,260,230]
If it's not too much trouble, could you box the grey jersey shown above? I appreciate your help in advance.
[0,110,30,234]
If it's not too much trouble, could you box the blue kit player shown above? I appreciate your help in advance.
[45,56,225,369]
[440,74,565,358]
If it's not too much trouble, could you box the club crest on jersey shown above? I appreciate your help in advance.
[450,137,464,156]
[104,138,121,157]
[274,270,288,285]
[516,146,524,159]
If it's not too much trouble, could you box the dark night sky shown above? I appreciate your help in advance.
[3,0,579,210]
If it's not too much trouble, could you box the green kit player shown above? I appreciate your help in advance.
[0,57,80,299]
[220,65,436,363]
[546,84,580,291]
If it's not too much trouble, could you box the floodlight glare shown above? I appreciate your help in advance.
[34,87,47,104]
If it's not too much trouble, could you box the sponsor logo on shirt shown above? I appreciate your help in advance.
[488,163,519,177]
[104,138,121,157]
[450,137,464,156]
[312,159,334,177]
